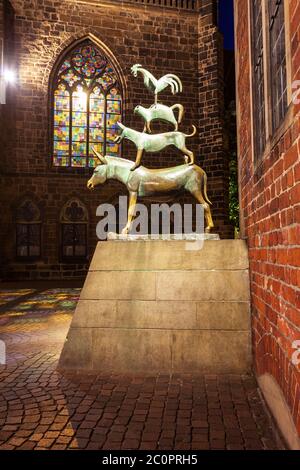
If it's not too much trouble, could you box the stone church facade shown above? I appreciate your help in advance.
[0,0,232,280]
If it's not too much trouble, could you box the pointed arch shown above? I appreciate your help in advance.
[51,36,124,168]
[60,198,89,260]
[15,199,42,260]
[60,198,89,223]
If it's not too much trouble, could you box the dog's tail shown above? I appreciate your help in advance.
[202,171,212,205]
[171,104,184,124]
[185,125,197,138]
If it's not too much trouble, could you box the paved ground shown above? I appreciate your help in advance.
[0,286,282,450]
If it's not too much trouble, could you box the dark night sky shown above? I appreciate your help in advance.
[218,0,235,50]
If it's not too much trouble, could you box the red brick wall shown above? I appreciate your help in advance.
[0,0,232,280]
[235,0,300,436]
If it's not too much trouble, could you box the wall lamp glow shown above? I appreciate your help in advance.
[0,68,17,104]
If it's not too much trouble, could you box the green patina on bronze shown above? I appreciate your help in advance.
[134,103,184,132]
[115,122,196,170]
[87,152,214,235]
[87,64,215,235]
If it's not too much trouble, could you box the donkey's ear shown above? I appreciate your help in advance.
[92,147,107,165]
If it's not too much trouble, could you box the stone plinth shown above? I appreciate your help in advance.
[58,239,251,374]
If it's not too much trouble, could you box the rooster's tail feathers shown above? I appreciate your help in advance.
[164,74,183,93]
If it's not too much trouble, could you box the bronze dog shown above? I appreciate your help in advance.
[114,122,196,171]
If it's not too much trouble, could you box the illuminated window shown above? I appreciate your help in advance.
[53,41,122,168]
[60,199,88,260]
[269,0,287,131]
[251,0,266,159]
[16,200,41,260]
[250,0,288,160]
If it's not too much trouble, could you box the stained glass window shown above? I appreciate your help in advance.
[16,200,41,259]
[53,41,122,168]
[60,199,88,260]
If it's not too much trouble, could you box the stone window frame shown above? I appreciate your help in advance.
[60,198,89,262]
[15,199,42,261]
[268,0,288,133]
[250,0,267,160]
[248,0,292,164]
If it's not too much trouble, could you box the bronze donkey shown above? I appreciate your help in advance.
[87,149,214,235]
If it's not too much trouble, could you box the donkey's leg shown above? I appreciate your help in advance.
[131,148,144,171]
[121,191,138,234]
[191,189,214,233]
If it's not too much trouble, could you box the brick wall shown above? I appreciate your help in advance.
[0,1,3,151]
[235,0,300,437]
[0,0,232,280]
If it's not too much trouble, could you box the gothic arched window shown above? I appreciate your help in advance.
[53,41,122,168]
[16,200,41,259]
[60,199,88,260]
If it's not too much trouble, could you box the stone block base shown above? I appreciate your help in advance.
[59,239,251,374]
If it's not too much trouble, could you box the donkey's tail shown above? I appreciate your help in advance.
[203,171,212,205]
[170,104,184,124]
[185,125,197,138]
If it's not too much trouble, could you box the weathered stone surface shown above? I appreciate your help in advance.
[89,240,249,271]
[92,329,173,372]
[72,300,196,329]
[59,239,251,374]
[80,272,156,300]
[73,299,250,330]
[156,271,250,301]
[59,328,93,370]
[60,328,251,374]
[196,301,250,330]
[170,330,251,374]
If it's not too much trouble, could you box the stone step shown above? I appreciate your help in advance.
[59,239,251,374]
[80,269,250,301]
[72,299,250,330]
[60,327,251,374]
[89,239,249,271]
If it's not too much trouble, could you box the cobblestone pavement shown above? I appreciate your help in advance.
[0,287,282,450]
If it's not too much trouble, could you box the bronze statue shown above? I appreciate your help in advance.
[115,122,196,170]
[131,64,182,105]
[87,150,214,235]
[87,64,215,237]
[134,103,184,132]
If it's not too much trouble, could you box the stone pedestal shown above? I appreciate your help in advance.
[58,239,251,374]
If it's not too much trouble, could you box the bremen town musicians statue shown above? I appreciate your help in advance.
[87,64,214,235]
